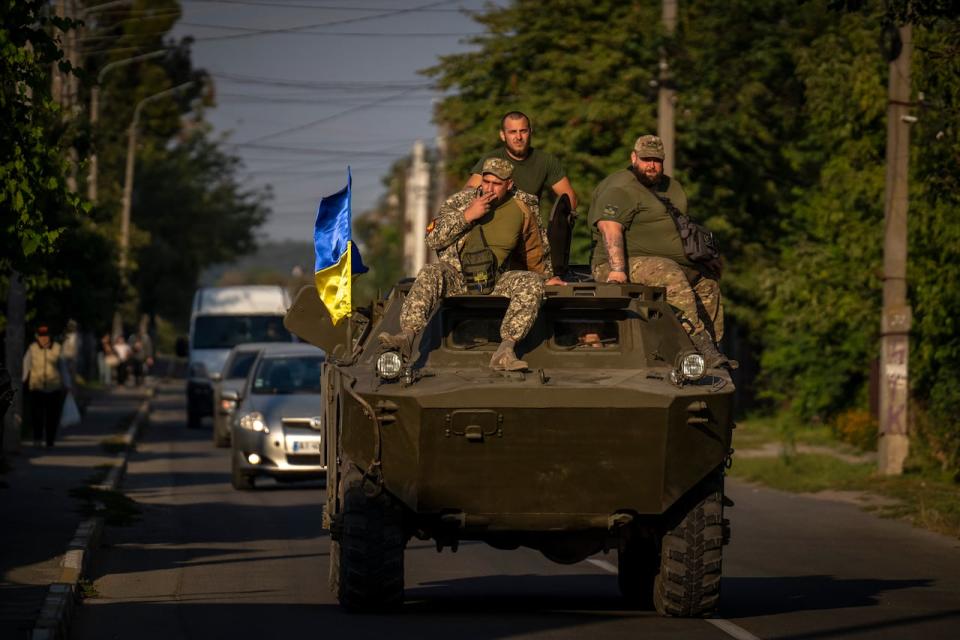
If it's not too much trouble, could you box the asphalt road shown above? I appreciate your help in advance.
[73,381,960,640]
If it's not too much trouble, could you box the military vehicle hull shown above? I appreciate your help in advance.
[286,281,735,616]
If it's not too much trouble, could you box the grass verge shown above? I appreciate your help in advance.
[731,415,960,540]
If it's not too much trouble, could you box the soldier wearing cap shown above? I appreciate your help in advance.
[380,157,565,371]
[588,134,728,365]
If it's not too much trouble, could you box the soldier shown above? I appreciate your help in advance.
[588,135,730,366]
[465,111,578,218]
[380,158,564,371]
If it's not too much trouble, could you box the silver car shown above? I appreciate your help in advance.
[212,343,271,448]
[229,343,326,490]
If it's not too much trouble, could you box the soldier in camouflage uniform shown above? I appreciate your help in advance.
[589,135,730,367]
[380,158,564,371]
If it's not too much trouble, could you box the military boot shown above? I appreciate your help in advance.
[690,331,738,370]
[489,339,528,372]
[378,330,415,358]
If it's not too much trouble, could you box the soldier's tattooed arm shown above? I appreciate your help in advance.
[597,220,627,278]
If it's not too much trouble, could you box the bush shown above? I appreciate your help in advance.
[830,408,877,451]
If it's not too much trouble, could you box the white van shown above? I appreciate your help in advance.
[183,285,293,428]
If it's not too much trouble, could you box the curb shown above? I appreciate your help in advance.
[31,387,154,640]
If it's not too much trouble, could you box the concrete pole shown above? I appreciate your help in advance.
[88,49,169,204]
[657,0,677,176]
[878,24,913,476]
[428,125,449,265]
[119,83,194,274]
[404,140,430,275]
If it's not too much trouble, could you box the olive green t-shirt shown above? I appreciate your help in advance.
[471,147,565,203]
[461,197,525,266]
[588,169,690,268]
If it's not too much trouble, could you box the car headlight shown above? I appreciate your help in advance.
[670,351,706,385]
[239,411,268,433]
[376,351,402,380]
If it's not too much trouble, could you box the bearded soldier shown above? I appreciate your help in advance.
[380,158,564,371]
[589,135,730,367]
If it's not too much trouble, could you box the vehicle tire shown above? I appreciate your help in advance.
[231,454,255,491]
[653,473,724,617]
[331,482,405,611]
[618,535,658,609]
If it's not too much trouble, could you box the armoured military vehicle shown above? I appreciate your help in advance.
[284,265,736,616]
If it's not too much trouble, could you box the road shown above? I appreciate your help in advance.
[73,382,960,639]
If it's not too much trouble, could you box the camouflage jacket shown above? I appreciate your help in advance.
[426,187,554,279]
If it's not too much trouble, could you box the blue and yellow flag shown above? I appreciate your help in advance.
[314,169,368,325]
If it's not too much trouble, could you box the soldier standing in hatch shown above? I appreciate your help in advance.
[465,111,578,218]
[380,158,564,371]
[589,134,729,366]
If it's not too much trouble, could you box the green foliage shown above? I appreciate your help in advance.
[353,158,410,306]
[131,130,270,327]
[424,0,960,472]
[907,14,960,470]
[0,1,86,274]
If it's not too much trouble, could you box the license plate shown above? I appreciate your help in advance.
[286,438,321,454]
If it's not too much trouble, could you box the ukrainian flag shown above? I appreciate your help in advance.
[314,169,368,325]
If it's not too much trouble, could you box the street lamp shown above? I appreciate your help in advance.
[118,81,195,274]
[88,49,170,203]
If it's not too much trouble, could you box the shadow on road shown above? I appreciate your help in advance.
[721,574,934,617]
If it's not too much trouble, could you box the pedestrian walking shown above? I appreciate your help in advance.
[22,325,71,447]
[113,335,131,386]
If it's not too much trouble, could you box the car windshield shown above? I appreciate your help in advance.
[251,356,324,395]
[193,315,291,349]
[224,351,258,379]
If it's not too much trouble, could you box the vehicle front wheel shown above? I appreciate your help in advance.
[653,473,724,617]
[230,454,255,491]
[330,481,405,611]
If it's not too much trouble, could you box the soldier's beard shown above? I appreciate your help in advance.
[631,165,662,187]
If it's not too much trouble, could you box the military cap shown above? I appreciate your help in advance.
[481,157,514,180]
[633,134,665,160]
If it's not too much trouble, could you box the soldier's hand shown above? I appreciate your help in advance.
[464,191,495,222]
[545,276,566,286]
[606,270,628,284]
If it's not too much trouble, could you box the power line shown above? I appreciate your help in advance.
[192,0,461,42]
[209,71,433,91]
[180,22,480,37]
[237,86,424,145]
[181,0,468,11]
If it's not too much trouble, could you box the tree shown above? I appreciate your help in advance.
[1,2,88,301]
[423,0,960,472]
[131,130,270,326]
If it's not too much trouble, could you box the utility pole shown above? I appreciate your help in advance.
[119,82,195,275]
[403,140,430,275]
[88,49,169,204]
[878,24,913,475]
[657,0,677,175]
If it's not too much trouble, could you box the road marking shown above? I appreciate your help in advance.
[706,618,763,640]
[586,558,618,573]
[585,557,763,640]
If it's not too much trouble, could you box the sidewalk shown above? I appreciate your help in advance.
[0,383,153,640]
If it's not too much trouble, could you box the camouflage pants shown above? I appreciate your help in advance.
[593,257,724,341]
[400,263,545,341]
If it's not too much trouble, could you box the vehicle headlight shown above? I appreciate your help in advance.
[376,351,402,380]
[670,351,706,385]
[239,411,268,433]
